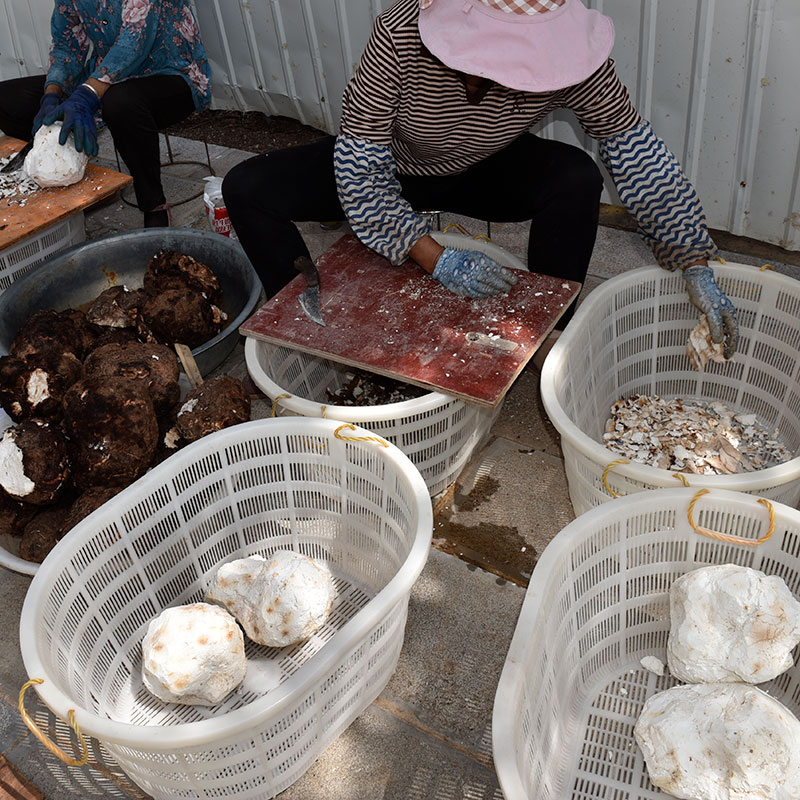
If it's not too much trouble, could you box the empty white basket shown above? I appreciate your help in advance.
[492,486,800,800]
[0,212,85,295]
[19,417,432,800]
[540,261,800,515]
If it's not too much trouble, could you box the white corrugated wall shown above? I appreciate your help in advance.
[1,0,798,250]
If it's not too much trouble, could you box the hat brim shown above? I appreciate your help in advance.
[418,0,615,93]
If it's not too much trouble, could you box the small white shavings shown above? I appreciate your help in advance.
[640,655,665,676]
[603,394,793,474]
[686,314,730,370]
[619,686,628,696]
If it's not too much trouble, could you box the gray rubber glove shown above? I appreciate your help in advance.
[432,248,517,298]
[683,264,739,358]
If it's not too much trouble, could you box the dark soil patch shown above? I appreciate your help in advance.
[166,109,328,154]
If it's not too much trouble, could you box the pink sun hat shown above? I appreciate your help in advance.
[418,0,615,93]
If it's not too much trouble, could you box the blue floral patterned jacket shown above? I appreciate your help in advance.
[45,0,211,111]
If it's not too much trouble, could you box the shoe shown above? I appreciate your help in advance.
[318,221,342,230]
[144,203,171,228]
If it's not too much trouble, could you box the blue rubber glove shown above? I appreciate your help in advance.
[31,92,61,136]
[42,85,101,157]
[683,264,739,358]
[432,248,518,298]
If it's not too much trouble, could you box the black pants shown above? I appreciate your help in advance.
[0,74,195,211]
[222,133,603,327]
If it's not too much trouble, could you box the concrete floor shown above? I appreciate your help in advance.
[2,128,800,800]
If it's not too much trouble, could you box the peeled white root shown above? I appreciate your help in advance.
[207,551,336,647]
[668,564,800,684]
[686,314,729,371]
[635,683,800,800]
[23,122,88,188]
[142,603,246,706]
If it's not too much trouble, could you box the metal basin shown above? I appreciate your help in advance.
[0,228,262,375]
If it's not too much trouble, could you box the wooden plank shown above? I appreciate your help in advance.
[240,234,580,408]
[0,136,132,251]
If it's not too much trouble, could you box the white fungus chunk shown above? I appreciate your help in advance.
[141,603,246,706]
[23,123,88,188]
[667,564,800,684]
[207,551,336,648]
[635,682,800,800]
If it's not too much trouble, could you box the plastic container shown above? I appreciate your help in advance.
[243,231,524,497]
[19,417,432,800]
[540,261,800,515]
[0,212,85,295]
[492,486,800,800]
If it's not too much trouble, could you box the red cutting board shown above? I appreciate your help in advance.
[239,234,580,407]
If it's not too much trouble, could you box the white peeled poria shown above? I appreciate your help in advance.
[141,602,246,706]
[23,122,88,188]
[207,551,336,648]
[667,563,800,684]
[634,682,800,800]
[0,429,35,497]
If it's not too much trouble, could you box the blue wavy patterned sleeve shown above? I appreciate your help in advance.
[598,122,718,270]
[334,134,432,265]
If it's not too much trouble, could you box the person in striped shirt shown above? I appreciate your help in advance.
[223,0,738,360]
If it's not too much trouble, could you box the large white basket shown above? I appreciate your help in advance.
[0,212,85,295]
[19,417,432,800]
[243,231,525,499]
[540,262,800,515]
[245,338,500,498]
[492,486,800,800]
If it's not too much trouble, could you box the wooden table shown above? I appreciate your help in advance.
[240,234,580,408]
[0,136,132,251]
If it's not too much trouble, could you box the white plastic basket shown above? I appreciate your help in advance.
[492,486,800,800]
[0,212,85,295]
[19,417,432,800]
[540,261,800,515]
[244,232,525,498]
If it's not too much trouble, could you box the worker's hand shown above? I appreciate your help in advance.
[682,264,739,358]
[43,85,101,157]
[31,93,61,136]
[432,248,518,298]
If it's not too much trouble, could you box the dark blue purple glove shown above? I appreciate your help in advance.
[31,92,61,136]
[42,85,101,157]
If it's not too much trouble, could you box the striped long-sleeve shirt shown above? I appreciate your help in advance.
[334,0,716,269]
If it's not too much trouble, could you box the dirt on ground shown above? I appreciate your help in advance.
[166,109,328,154]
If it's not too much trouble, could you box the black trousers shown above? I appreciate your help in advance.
[222,133,603,327]
[0,74,195,211]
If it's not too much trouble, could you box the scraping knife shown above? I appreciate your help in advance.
[293,255,326,326]
[0,140,33,174]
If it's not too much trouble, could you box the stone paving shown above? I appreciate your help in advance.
[1,127,799,799]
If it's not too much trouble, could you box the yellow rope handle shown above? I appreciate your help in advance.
[271,393,291,418]
[601,459,629,497]
[760,263,775,271]
[19,679,89,767]
[673,472,690,487]
[442,222,472,237]
[333,423,389,447]
[714,256,727,264]
[320,405,328,419]
[687,489,775,546]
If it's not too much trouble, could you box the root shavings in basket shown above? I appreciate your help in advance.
[604,395,793,475]
[326,369,427,406]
